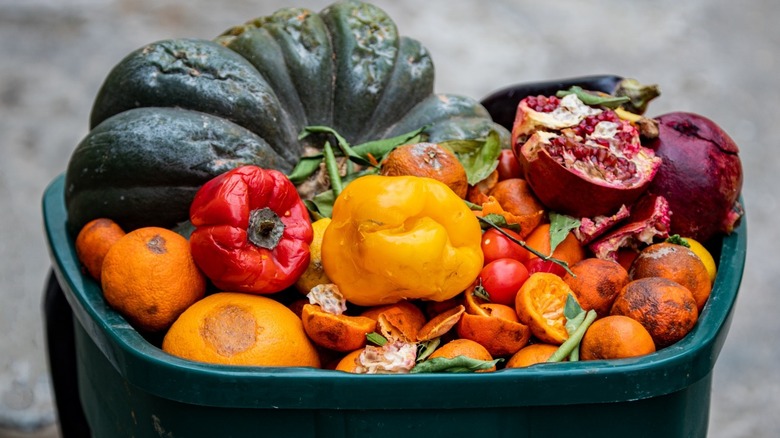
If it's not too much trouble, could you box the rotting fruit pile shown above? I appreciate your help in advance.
[66,0,742,373]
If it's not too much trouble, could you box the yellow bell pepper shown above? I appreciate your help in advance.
[321,175,484,306]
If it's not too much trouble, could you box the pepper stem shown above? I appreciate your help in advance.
[247,207,285,250]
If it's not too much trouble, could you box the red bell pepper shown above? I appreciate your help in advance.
[189,165,313,294]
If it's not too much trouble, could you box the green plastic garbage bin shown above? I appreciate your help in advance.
[42,170,746,438]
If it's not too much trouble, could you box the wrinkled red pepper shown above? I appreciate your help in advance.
[189,165,313,294]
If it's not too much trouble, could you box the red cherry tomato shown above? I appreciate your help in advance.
[496,149,523,181]
[478,258,530,306]
[481,228,530,264]
[525,258,567,278]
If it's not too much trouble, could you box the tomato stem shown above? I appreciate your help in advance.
[476,216,574,276]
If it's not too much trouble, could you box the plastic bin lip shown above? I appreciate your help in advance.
[43,173,747,410]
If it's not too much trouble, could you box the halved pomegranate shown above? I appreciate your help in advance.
[512,93,661,218]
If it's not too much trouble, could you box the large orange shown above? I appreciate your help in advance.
[563,258,629,317]
[163,292,320,368]
[515,272,576,345]
[101,227,206,332]
[75,218,126,281]
[630,242,712,311]
[580,315,656,360]
[610,277,699,349]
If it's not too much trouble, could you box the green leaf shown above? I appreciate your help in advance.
[478,213,521,233]
[300,126,374,167]
[304,190,336,219]
[416,338,441,362]
[287,156,323,184]
[366,332,388,347]
[556,86,630,109]
[352,127,427,162]
[549,212,581,255]
[441,129,502,185]
[410,355,503,373]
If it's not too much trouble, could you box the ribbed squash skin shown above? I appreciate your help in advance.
[65,0,508,234]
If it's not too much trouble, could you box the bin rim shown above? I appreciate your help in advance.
[43,173,746,410]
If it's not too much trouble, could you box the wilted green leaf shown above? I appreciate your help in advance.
[416,338,441,362]
[549,212,581,255]
[442,129,502,185]
[556,86,630,109]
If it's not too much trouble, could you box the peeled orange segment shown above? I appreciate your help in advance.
[300,304,376,352]
[515,273,576,345]
[416,305,465,342]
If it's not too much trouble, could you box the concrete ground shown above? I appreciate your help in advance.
[1,0,777,436]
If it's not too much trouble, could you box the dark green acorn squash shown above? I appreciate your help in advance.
[65,0,509,234]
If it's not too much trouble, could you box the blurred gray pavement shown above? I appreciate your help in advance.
[1,0,778,436]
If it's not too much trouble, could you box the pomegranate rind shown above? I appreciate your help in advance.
[646,112,743,242]
[588,194,671,261]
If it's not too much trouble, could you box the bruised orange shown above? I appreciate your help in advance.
[610,277,699,348]
[630,242,712,311]
[505,343,560,368]
[428,339,497,372]
[101,227,206,333]
[75,218,126,281]
[563,258,630,317]
[301,304,376,352]
[380,143,468,198]
[515,273,576,345]
[580,315,656,360]
[162,292,320,368]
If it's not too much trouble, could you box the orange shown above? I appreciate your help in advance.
[505,343,560,368]
[610,277,699,349]
[563,258,630,317]
[334,349,365,373]
[162,292,320,367]
[457,303,531,357]
[75,218,126,281]
[524,223,585,267]
[580,315,656,360]
[515,273,576,345]
[428,339,497,372]
[300,304,376,352]
[630,242,712,311]
[488,178,546,219]
[380,143,469,198]
[101,227,206,332]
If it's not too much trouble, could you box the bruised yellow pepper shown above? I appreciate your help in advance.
[321,175,484,306]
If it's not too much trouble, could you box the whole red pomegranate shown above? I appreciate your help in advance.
[512,93,661,218]
[646,112,743,243]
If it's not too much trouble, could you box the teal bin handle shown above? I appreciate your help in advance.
[43,173,747,409]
